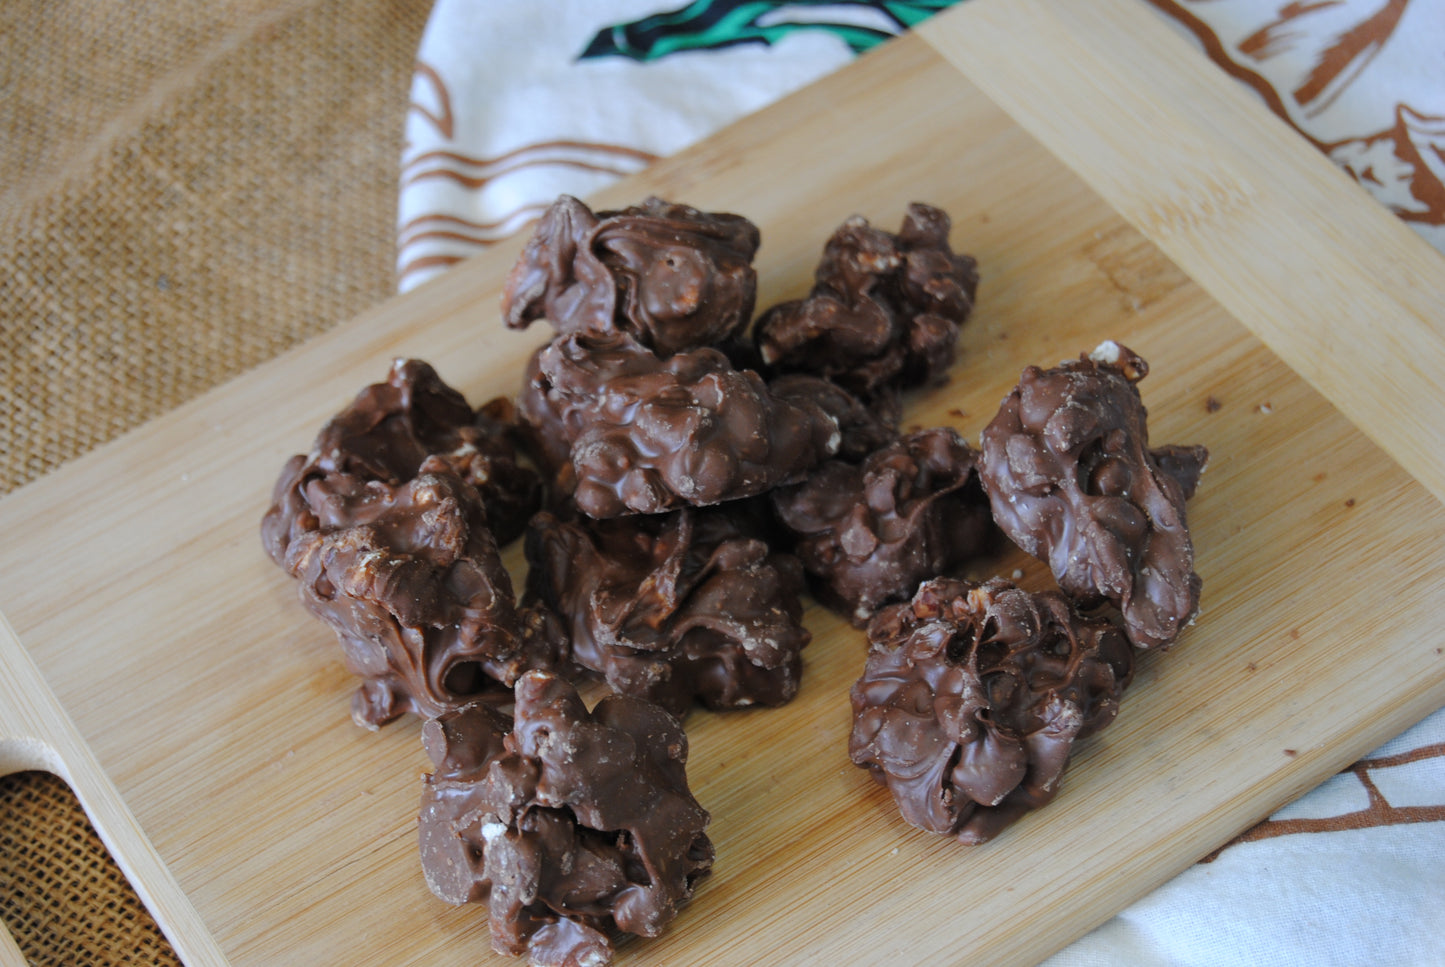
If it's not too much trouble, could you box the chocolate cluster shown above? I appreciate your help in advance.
[754,202,979,416]
[419,672,713,967]
[977,341,1207,649]
[524,506,811,716]
[262,359,542,557]
[850,578,1133,844]
[520,330,840,517]
[260,359,556,728]
[503,195,760,357]
[772,427,994,626]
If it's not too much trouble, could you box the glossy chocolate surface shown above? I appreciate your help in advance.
[850,578,1132,844]
[419,673,713,966]
[978,343,1206,649]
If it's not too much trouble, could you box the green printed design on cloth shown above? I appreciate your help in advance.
[580,0,963,61]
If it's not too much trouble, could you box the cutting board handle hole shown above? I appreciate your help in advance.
[0,770,181,965]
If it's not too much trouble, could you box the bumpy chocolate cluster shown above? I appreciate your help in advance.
[262,359,542,557]
[977,342,1206,649]
[772,427,994,626]
[754,202,979,415]
[524,506,811,716]
[419,672,713,967]
[850,578,1133,844]
[260,359,555,728]
[503,195,760,357]
[520,330,841,517]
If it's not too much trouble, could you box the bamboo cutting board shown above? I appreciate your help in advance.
[3,1,1445,964]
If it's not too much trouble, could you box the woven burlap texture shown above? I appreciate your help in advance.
[0,0,432,960]
[0,0,431,493]
[0,773,181,967]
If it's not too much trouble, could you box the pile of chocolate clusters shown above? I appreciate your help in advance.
[261,195,1205,966]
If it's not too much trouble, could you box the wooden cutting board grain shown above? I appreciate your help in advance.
[2,2,1444,964]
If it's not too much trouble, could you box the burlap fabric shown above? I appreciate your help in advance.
[0,0,432,960]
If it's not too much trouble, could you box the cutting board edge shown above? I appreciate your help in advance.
[920,0,1445,510]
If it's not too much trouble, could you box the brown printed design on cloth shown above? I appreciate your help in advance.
[850,578,1133,845]
[502,194,761,356]
[518,330,841,518]
[524,505,811,717]
[397,80,658,287]
[418,672,713,967]
[1205,739,1445,861]
[772,426,994,627]
[1150,0,1445,248]
[262,359,559,728]
[978,342,1207,650]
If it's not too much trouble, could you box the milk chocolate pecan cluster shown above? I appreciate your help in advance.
[849,578,1133,845]
[977,341,1206,649]
[771,427,994,626]
[519,331,840,518]
[754,202,980,415]
[261,360,554,728]
[261,358,541,559]
[503,195,760,356]
[419,672,713,967]
[847,341,1208,844]
[524,506,811,716]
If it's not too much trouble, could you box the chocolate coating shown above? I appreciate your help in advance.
[280,465,564,728]
[977,342,1206,649]
[503,195,760,357]
[768,373,899,463]
[520,331,840,518]
[754,203,978,404]
[772,427,993,626]
[261,358,541,557]
[260,360,557,727]
[524,506,811,716]
[418,672,713,967]
[1150,442,1209,501]
[850,578,1132,844]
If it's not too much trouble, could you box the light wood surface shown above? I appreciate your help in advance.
[0,614,227,965]
[2,3,1443,965]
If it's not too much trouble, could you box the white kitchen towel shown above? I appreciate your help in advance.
[396,0,949,291]
[397,2,1445,964]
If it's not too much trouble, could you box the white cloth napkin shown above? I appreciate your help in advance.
[397,3,1445,964]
